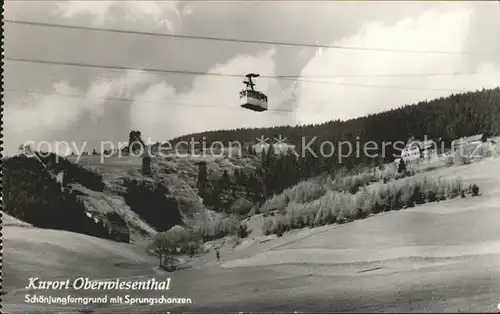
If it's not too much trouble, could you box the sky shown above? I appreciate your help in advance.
[3,0,500,155]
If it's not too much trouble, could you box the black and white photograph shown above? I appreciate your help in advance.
[2,0,500,313]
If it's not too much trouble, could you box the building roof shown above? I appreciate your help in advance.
[452,134,484,146]
[405,139,434,150]
[464,134,484,142]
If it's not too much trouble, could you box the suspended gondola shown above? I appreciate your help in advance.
[240,73,268,112]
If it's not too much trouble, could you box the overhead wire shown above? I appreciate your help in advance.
[4,18,489,112]
[3,88,296,113]
[5,57,468,93]
[5,19,500,56]
[4,56,479,79]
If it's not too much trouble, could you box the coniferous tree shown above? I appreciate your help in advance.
[221,170,230,189]
[184,88,500,211]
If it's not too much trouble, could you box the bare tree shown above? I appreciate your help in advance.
[148,227,202,269]
[148,232,171,268]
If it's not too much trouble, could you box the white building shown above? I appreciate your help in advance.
[400,138,436,163]
[401,144,421,162]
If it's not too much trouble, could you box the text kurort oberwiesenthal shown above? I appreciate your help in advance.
[25,277,171,291]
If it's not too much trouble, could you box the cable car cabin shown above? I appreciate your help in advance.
[240,89,268,112]
[239,73,268,112]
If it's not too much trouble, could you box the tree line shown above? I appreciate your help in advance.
[174,88,499,162]
[188,88,499,212]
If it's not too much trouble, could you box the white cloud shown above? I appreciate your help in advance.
[3,71,155,153]
[129,8,500,143]
[295,9,500,125]
[7,4,500,156]
[55,0,183,31]
[129,48,297,142]
[5,82,82,135]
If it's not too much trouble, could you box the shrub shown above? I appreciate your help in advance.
[262,220,274,236]
[287,181,327,204]
[397,181,412,208]
[322,163,398,196]
[448,178,463,198]
[470,184,480,196]
[379,164,397,182]
[435,179,447,201]
[238,223,249,238]
[197,215,241,242]
[412,181,426,205]
[276,228,284,237]
[260,194,288,214]
[313,191,340,226]
[353,189,373,219]
[148,228,202,267]
[260,180,326,213]
[262,176,474,237]
[423,178,438,203]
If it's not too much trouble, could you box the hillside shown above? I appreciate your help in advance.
[2,226,159,291]
[3,156,500,313]
[2,150,262,245]
[3,132,499,314]
[69,152,261,217]
[4,88,500,245]
[170,88,500,164]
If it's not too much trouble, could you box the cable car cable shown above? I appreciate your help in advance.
[4,57,469,92]
[5,19,500,56]
[4,56,478,79]
[3,88,295,113]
